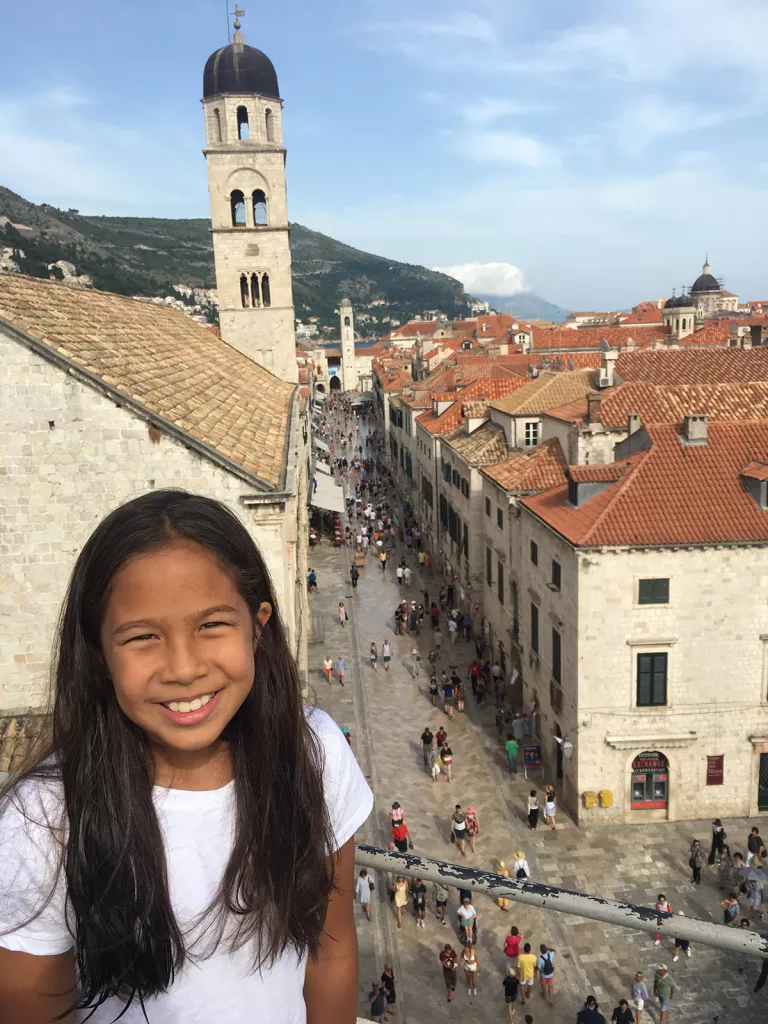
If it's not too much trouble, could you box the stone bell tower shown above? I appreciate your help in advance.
[201,12,297,382]
[340,298,357,391]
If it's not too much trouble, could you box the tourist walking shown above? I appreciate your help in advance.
[465,806,480,853]
[335,654,346,686]
[434,881,450,925]
[380,965,396,1019]
[428,741,441,782]
[412,645,421,677]
[654,894,672,944]
[441,672,455,720]
[412,877,428,928]
[382,638,392,671]
[631,971,648,1023]
[719,843,735,890]
[506,733,519,773]
[544,792,557,830]
[503,968,520,1021]
[440,944,458,1002]
[709,818,726,865]
[497,859,511,910]
[689,838,705,884]
[527,790,539,830]
[516,943,538,1004]
[577,995,606,1023]
[504,926,523,968]
[420,726,434,765]
[653,965,674,1024]
[389,801,405,827]
[611,999,635,1023]
[337,601,348,627]
[440,742,453,782]
[368,981,387,1023]
[722,892,740,925]
[356,869,374,921]
[452,805,468,855]
[322,654,333,685]
[461,942,479,996]
[428,665,439,705]
[672,911,690,961]
[370,641,378,672]
[392,875,409,929]
[391,820,410,855]
[433,626,443,659]
[537,944,555,1004]
[457,897,477,946]
[513,850,530,881]
[396,564,403,586]
[747,826,765,865]
[350,563,359,589]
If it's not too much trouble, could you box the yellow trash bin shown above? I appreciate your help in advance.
[599,789,613,808]
[583,790,598,809]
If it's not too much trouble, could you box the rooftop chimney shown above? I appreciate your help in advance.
[627,414,642,435]
[682,413,708,445]
[587,391,602,425]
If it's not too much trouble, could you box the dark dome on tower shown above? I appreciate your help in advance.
[691,258,720,294]
[203,40,280,100]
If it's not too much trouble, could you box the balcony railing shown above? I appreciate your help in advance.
[355,844,768,959]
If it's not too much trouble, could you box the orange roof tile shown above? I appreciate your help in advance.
[481,438,567,492]
[569,462,630,482]
[742,461,768,481]
[489,370,597,415]
[443,422,509,465]
[616,348,768,385]
[417,376,528,435]
[523,422,768,547]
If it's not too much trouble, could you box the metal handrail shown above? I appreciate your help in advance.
[355,844,768,960]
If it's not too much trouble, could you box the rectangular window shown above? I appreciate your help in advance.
[552,628,561,684]
[452,469,460,487]
[486,547,492,586]
[638,578,670,604]
[531,603,539,653]
[497,507,504,530]
[498,561,505,604]
[485,497,491,517]
[524,421,539,447]
[530,540,538,566]
[551,560,561,590]
[636,652,668,707]
[462,523,469,559]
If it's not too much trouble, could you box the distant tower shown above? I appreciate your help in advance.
[201,11,297,382]
[340,298,357,391]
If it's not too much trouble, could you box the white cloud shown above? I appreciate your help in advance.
[433,261,529,296]
[462,131,556,168]
[612,95,755,155]
[458,97,541,124]
[365,10,496,55]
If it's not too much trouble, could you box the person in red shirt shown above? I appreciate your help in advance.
[436,726,448,748]
[504,926,523,968]
[468,660,481,696]
[392,821,410,854]
[439,944,458,1001]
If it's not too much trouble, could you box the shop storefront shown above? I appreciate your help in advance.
[630,750,669,810]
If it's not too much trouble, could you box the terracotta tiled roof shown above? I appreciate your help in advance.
[616,348,768,385]
[481,438,567,492]
[0,713,51,773]
[742,461,768,481]
[675,321,735,347]
[569,462,630,482]
[548,381,768,428]
[461,400,490,418]
[416,376,528,435]
[489,370,597,414]
[443,422,509,466]
[0,273,295,489]
[523,422,768,547]
[390,320,439,338]
[531,325,661,352]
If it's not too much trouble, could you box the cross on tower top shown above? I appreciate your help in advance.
[233,6,245,30]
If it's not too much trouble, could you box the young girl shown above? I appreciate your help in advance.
[0,490,373,1023]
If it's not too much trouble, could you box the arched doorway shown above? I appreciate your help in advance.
[554,724,563,780]
[329,375,341,391]
[631,751,669,810]
[315,383,326,394]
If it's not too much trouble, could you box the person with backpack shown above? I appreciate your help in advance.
[513,850,530,881]
[537,944,555,1004]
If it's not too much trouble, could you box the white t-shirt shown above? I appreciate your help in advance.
[0,708,373,1024]
[457,903,476,922]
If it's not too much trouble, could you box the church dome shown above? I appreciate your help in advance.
[203,40,280,100]
[691,259,720,294]
[664,293,692,310]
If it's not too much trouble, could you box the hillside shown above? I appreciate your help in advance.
[477,292,569,323]
[0,187,472,335]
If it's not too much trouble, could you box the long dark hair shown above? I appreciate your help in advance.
[1,490,334,1014]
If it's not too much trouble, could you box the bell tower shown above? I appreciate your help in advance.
[201,11,297,383]
[340,298,357,391]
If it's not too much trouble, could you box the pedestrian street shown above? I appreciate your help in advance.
[306,519,768,1024]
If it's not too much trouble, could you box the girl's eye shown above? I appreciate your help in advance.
[200,620,231,631]
[125,633,158,644]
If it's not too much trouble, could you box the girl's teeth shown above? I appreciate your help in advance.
[165,693,215,714]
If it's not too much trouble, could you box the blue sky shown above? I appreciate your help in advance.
[2,0,767,308]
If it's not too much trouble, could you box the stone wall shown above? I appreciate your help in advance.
[0,334,300,711]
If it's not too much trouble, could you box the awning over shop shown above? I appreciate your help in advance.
[311,474,345,514]
[314,437,330,453]
[351,394,373,406]
[315,460,331,475]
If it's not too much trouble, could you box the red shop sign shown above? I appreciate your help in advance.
[706,755,724,786]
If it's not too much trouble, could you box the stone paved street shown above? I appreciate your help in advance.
[307,487,768,1024]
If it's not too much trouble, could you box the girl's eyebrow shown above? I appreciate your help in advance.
[112,604,240,636]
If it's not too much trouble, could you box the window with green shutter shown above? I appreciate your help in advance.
[638,579,669,604]
[636,652,668,706]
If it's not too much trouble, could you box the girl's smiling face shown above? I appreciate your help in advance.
[100,539,271,784]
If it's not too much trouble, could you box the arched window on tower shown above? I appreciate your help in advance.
[237,106,250,141]
[265,108,275,142]
[240,274,250,308]
[682,318,687,331]
[230,190,246,227]
[344,316,351,327]
[212,108,222,143]
[252,189,268,226]
[261,273,271,308]
[250,273,261,307]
